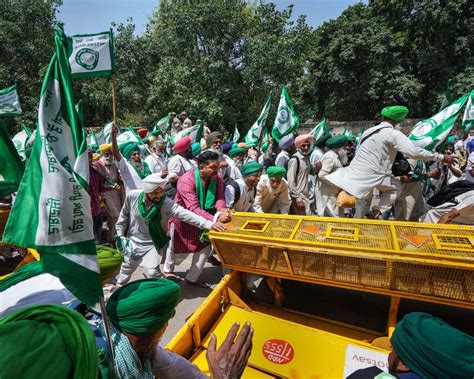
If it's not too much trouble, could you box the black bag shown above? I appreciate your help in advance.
[427,180,474,207]
[360,127,411,177]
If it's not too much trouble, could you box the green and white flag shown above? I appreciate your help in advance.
[310,118,328,142]
[68,30,115,79]
[174,120,204,144]
[2,25,102,306]
[12,129,29,161]
[87,130,99,149]
[154,114,173,134]
[462,91,474,132]
[409,94,469,151]
[232,124,240,142]
[0,84,22,116]
[0,120,24,196]
[245,93,272,147]
[95,121,114,144]
[271,85,299,142]
[116,130,140,146]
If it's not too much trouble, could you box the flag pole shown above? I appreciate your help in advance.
[128,127,166,169]
[111,74,118,128]
[99,296,118,372]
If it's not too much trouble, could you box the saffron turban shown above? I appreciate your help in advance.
[142,173,167,193]
[391,312,474,378]
[99,143,112,153]
[0,305,98,379]
[106,278,180,335]
[228,147,246,158]
[206,131,222,147]
[240,161,263,178]
[325,135,348,149]
[137,128,149,138]
[173,136,191,154]
[120,142,140,160]
[381,106,409,122]
[267,166,286,179]
[237,142,248,149]
[279,134,294,150]
[295,134,313,148]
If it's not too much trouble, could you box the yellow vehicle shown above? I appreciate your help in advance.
[167,213,474,378]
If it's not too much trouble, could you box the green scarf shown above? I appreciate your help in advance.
[132,161,151,179]
[194,168,216,213]
[137,191,170,249]
[0,261,43,292]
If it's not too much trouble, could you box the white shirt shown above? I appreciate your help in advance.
[275,150,290,168]
[116,189,213,255]
[466,152,474,182]
[168,155,194,180]
[254,175,291,214]
[421,190,474,224]
[225,178,255,212]
[326,122,444,199]
[117,158,143,192]
[225,159,243,180]
[145,153,167,175]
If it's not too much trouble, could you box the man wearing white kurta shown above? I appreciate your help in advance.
[326,106,453,218]
[308,134,330,215]
[254,167,291,214]
[145,139,168,175]
[420,190,474,224]
[225,147,245,180]
[115,174,226,285]
[275,134,294,168]
[315,135,348,217]
[225,161,263,212]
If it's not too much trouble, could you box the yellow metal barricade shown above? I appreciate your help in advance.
[210,213,474,309]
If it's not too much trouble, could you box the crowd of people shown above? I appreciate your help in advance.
[1,107,474,378]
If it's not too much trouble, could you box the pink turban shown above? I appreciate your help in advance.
[173,136,191,154]
[294,134,313,148]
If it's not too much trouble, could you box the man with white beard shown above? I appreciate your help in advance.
[308,133,330,214]
[145,139,168,177]
[225,147,246,180]
[315,135,348,217]
[93,144,123,242]
[326,106,454,219]
[254,166,291,214]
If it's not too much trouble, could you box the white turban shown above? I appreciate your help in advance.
[142,173,167,193]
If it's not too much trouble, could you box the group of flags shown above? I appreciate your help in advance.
[0,22,473,307]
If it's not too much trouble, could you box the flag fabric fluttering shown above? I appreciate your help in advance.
[2,24,102,305]
[462,91,474,132]
[87,130,99,149]
[95,121,114,145]
[68,30,115,79]
[310,118,328,142]
[116,129,140,146]
[271,85,299,142]
[154,114,173,135]
[409,94,469,151]
[173,120,204,144]
[232,124,240,142]
[0,84,22,116]
[12,129,29,161]
[438,79,452,112]
[0,120,24,196]
[245,93,272,147]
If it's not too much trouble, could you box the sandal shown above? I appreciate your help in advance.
[186,279,212,289]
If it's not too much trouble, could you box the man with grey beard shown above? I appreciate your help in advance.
[93,143,123,242]
[315,135,348,217]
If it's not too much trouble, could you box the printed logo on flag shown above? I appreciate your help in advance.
[277,106,290,124]
[75,48,99,70]
[0,103,17,113]
[411,119,435,137]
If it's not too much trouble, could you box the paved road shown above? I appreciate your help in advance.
[129,255,224,345]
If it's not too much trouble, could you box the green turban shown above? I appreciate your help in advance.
[229,147,246,158]
[0,305,98,379]
[447,135,455,144]
[107,278,180,335]
[261,142,269,153]
[315,133,331,148]
[150,129,162,136]
[392,312,474,378]
[381,106,409,122]
[120,142,140,160]
[347,135,356,141]
[325,135,348,149]
[267,166,286,179]
[240,161,263,178]
[96,245,123,282]
[191,142,201,157]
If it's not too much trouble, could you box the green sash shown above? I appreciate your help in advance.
[194,168,216,213]
[137,191,170,249]
[132,162,151,179]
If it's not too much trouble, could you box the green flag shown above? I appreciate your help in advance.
[116,129,140,146]
[232,124,240,142]
[68,30,115,79]
[154,114,172,134]
[310,118,328,142]
[438,79,452,112]
[12,128,30,161]
[0,120,24,196]
[271,85,299,142]
[174,120,204,144]
[87,130,99,149]
[245,93,272,147]
[462,91,474,132]
[0,84,22,116]
[2,24,102,306]
[409,94,469,151]
[95,121,113,144]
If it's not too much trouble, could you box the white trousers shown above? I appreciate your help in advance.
[116,247,164,285]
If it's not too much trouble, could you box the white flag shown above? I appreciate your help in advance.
[68,30,114,79]
[462,91,474,132]
[0,84,22,116]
